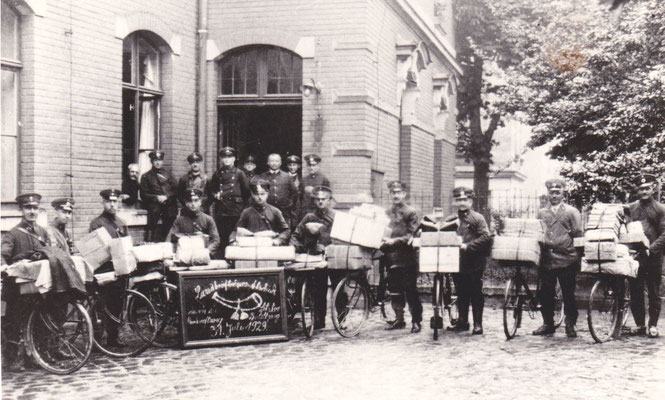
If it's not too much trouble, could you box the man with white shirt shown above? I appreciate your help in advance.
[534,179,583,338]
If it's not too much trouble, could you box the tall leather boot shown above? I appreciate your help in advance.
[472,306,483,335]
[386,301,405,330]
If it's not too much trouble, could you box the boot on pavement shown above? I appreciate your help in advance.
[472,307,483,335]
[446,320,470,332]
[532,324,556,335]
[565,324,577,338]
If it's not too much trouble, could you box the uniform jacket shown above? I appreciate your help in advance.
[381,202,419,267]
[207,166,250,217]
[1,220,50,265]
[451,209,492,273]
[47,222,74,254]
[166,208,220,254]
[232,203,291,245]
[300,172,331,214]
[626,198,665,264]
[243,169,257,182]
[90,212,129,238]
[538,203,583,270]
[259,169,298,213]
[290,207,335,253]
[177,171,209,210]
[140,167,177,206]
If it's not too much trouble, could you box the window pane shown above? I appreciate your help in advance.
[221,59,233,94]
[267,48,279,94]
[1,3,18,61]
[1,69,18,200]
[245,50,258,94]
[138,38,160,90]
[122,38,133,84]
[137,96,159,176]
[233,54,245,95]
[293,57,302,89]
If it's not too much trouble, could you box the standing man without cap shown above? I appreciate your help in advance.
[381,181,423,333]
[121,163,141,208]
[445,187,492,335]
[167,189,220,257]
[177,152,209,213]
[286,155,303,229]
[1,193,50,371]
[48,198,76,254]
[300,154,331,219]
[206,146,250,258]
[259,153,298,228]
[626,174,665,338]
[140,150,178,242]
[242,154,258,182]
[89,189,129,348]
[534,178,582,338]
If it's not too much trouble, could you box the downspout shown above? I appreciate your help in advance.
[196,0,208,152]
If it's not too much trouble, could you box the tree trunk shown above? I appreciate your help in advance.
[473,160,491,221]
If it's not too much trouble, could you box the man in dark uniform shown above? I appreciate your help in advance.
[206,146,250,258]
[121,163,141,208]
[242,154,258,182]
[90,189,129,348]
[140,150,178,242]
[259,153,298,228]
[286,155,302,229]
[535,178,583,338]
[626,174,665,338]
[300,154,331,218]
[167,189,220,256]
[446,187,492,335]
[47,198,76,254]
[177,152,209,213]
[381,181,423,333]
[290,186,342,329]
[1,193,50,371]
[231,180,291,246]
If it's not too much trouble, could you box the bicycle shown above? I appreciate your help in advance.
[587,275,631,343]
[502,262,564,339]
[283,262,318,338]
[1,274,93,374]
[330,252,392,338]
[430,272,458,340]
[83,274,159,357]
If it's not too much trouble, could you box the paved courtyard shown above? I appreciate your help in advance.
[2,305,664,400]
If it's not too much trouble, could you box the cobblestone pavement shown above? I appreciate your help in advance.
[2,304,663,400]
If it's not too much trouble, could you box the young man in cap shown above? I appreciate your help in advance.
[177,152,209,213]
[1,193,50,370]
[206,146,250,258]
[535,178,583,337]
[231,180,291,246]
[167,189,220,256]
[301,154,331,218]
[47,198,76,254]
[259,153,298,228]
[121,163,141,208]
[89,189,129,348]
[626,174,665,338]
[286,154,303,229]
[140,150,178,242]
[381,181,423,333]
[242,154,258,181]
[446,187,492,335]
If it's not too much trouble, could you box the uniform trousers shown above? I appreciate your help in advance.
[630,261,662,327]
[453,269,484,324]
[145,202,177,242]
[539,263,578,326]
[387,264,423,324]
[313,269,346,326]
[214,215,239,259]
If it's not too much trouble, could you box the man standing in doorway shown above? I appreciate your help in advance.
[259,153,298,228]
[140,150,178,242]
[121,163,141,208]
[300,154,331,219]
[207,146,250,258]
[242,154,258,182]
[177,152,209,213]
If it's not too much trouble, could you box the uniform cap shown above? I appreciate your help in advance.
[636,173,657,188]
[312,185,333,196]
[187,152,203,163]
[286,155,302,164]
[219,146,237,157]
[16,193,42,207]
[52,197,75,211]
[304,154,321,165]
[100,189,122,201]
[452,187,474,199]
[244,154,257,164]
[387,180,407,192]
[149,150,165,160]
[183,188,202,202]
[545,178,565,191]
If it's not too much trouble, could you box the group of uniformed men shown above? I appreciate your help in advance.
[2,146,664,371]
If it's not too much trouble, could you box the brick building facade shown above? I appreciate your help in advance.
[1,0,460,240]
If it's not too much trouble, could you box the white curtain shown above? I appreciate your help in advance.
[137,99,156,177]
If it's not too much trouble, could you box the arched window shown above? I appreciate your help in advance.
[219,46,302,99]
[122,31,164,179]
[1,2,21,200]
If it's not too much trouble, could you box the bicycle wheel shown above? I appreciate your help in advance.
[94,289,157,357]
[503,278,523,340]
[26,301,93,375]
[553,281,565,328]
[285,275,299,322]
[331,276,370,338]
[444,275,459,327]
[300,277,315,338]
[432,275,443,340]
[135,283,179,348]
[587,279,619,343]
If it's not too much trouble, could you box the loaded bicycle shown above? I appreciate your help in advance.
[430,272,458,340]
[283,258,321,338]
[587,274,632,343]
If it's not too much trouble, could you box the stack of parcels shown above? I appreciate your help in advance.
[176,236,211,266]
[7,256,93,295]
[586,203,625,235]
[76,228,113,271]
[581,244,638,277]
[491,218,544,265]
[619,221,650,249]
[291,253,327,269]
[418,232,461,273]
[110,236,137,276]
[132,242,174,262]
[226,240,295,269]
[330,204,392,249]
[584,229,619,260]
[326,245,373,269]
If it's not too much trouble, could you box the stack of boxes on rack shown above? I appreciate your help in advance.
[491,218,545,265]
[418,231,461,273]
[580,203,644,277]
[225,232,296,268]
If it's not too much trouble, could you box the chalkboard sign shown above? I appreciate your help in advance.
[177,268,288,348]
